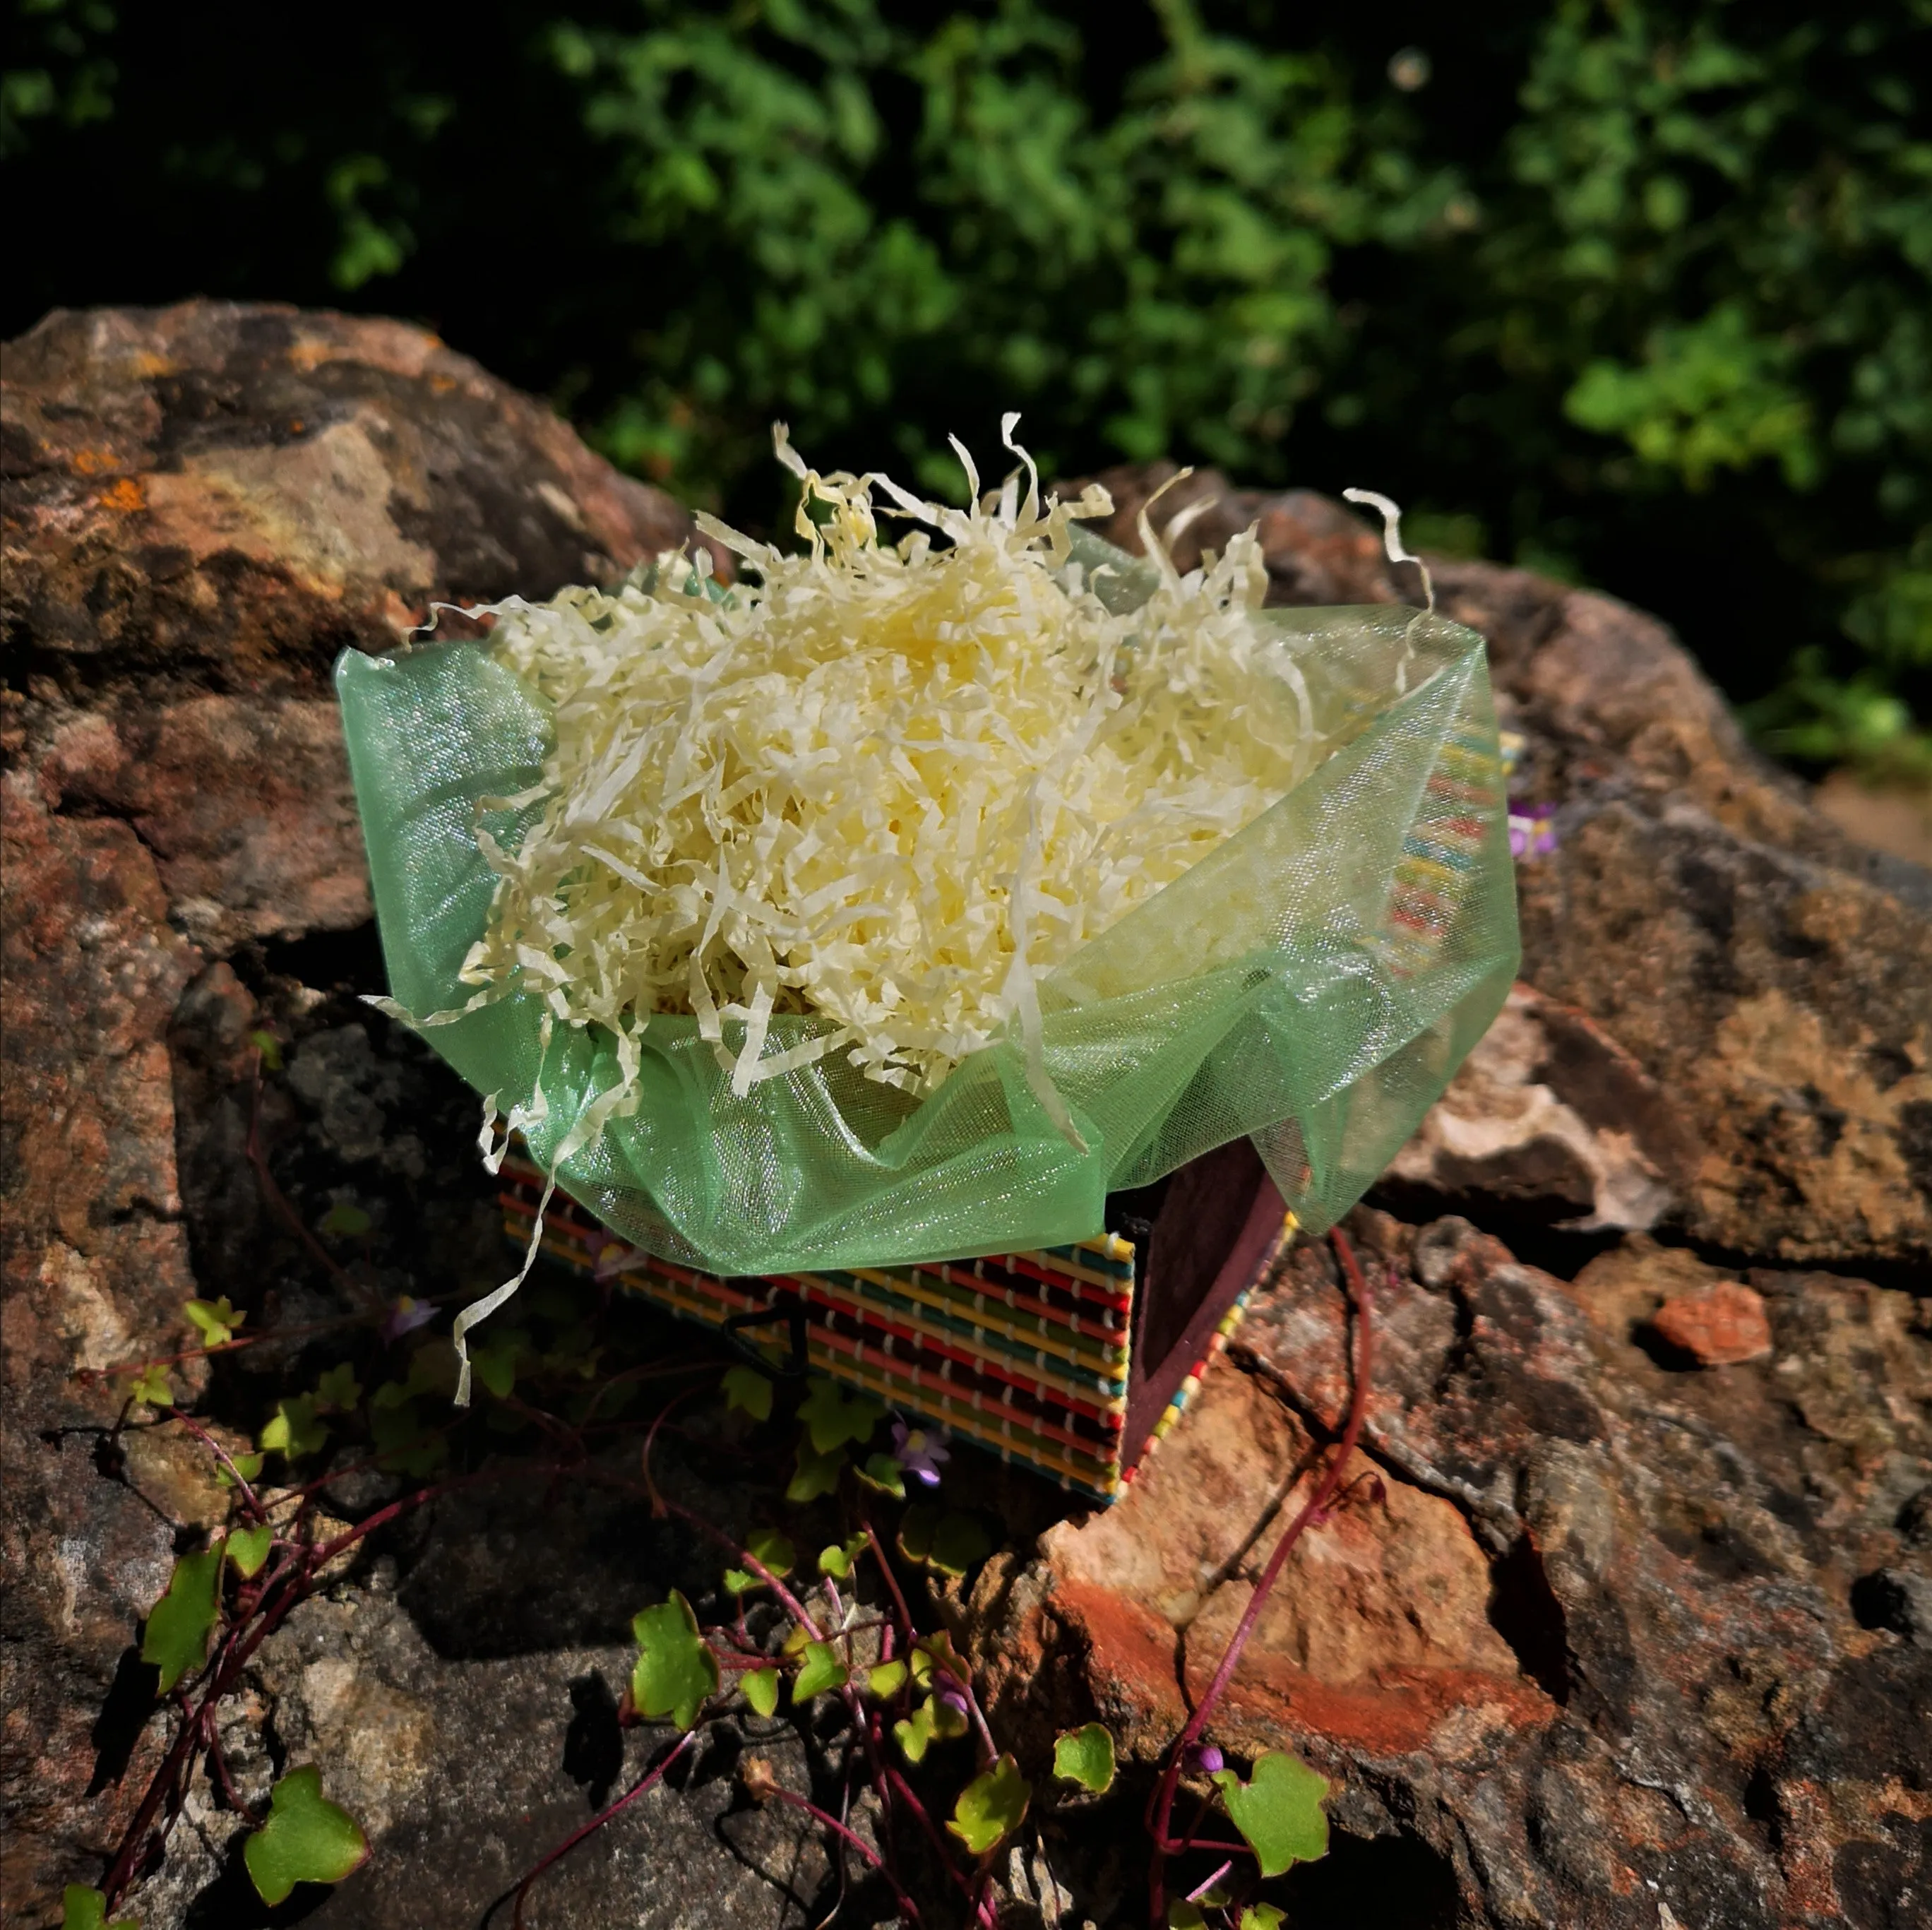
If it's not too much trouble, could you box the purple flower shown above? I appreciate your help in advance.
[1183,1742,1224,1776]
[586,1227,645,1282]
[891,1417,950,1487]
[936,1685,970,1719]
[382,1295,437,1342]
[1508,802,1558,861]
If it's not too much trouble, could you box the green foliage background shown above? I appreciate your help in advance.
[6,0,1928,768]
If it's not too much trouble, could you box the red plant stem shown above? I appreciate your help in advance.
[100,1460,566,1909]
[861,1518,916,1647]
[161,1407,266,1519]
[757,1783,926,1924]
[509,1729,696,1930]
[1145,1226,1375,1924]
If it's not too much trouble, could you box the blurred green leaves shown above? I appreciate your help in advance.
[5,0,1926,765]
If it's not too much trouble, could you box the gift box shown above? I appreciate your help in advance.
[502,1135,1292,1501]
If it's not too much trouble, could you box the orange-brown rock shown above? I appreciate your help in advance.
[1650,1281,1775,1366]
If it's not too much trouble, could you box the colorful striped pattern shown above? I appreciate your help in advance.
[499,1156,1246,1503]
[1383,725,1503,978]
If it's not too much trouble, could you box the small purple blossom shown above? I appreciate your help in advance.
[1183,1742,1224,1776]
[1508,802,1558,861]
[382,1295,437,1342]
[891,1417,950,1487]
[936,1685,970,1720]
[586,1227,645,1282]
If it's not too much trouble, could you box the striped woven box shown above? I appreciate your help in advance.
[501,1140,1296,1503]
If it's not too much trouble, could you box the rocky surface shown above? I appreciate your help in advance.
[3,311,1928,1930]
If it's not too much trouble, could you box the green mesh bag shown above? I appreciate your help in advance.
[335,531,1517,1294]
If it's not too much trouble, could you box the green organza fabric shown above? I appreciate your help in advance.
[335,534,1517,1277]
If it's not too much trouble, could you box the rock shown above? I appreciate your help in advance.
[1381,982,1686,1234]
[0,302,775,1929]
[1649,1281,1775,1367]
[967,1208,1932,1928]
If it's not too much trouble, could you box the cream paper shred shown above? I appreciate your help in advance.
[461,417,1330,1111]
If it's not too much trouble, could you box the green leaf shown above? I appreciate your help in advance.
[630,1592,720,1731]
[243,1765,369,1905]
[318,1201,371,1239]
[721,1364,774,1421]
[141,1547,222,1693]
[249,1029,283,1071]
[1167,1905,1207,1930]
[818,1534,866,1578]
[866,1659,907,1700]
[128,1364,172,1411]
[1052,1722,1116,1794]
[369,1388,446,1477]
[898,1501,938,1566]
[214,1449,263,1491]
[1239,1907,1287,1930]
[184,1296,244,1347]
[314,1362,362,1412]
[469,1329,524,1400]
[948,1753,1031,1855]
[927,1511,993,1578]
[930,1691,970,1740]
[746,1527,794,1576]
[743,1665,782,1717]
[792,1640,849,1700]
[786,1439,846,1502]
[225,1525,274,1578]
[1212,1750,1330,1878]
[857,1452,905,1499]
[893,1699,936,1763]
[61,1883,138,1930]
[797,1378,884,1453]
[258,1395,328,1461]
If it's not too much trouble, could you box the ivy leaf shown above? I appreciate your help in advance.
[1167,1905,1208,1930]
[469,1329,525,1401]
[857,1452,905,1499]
[128,1364,172,1411]
[141,1547,223,1693]
[214,1448,264,1491]
[914,1630,972,1690]
[948,1753,1031,1855]
[258,1395,328,1461]
[930,1691,970,1741]
[898,1502,938,1566]
[743,1665,782,1717]
[793,1640,849,1700]
[928,1511,994,1578]
[1239,1907,1287,1930]
[314,1363,362,1412]
[1052,1722,1116,1794]
[225,1524,274,1579]
[318,1201,371,1239]
[866,1660,908,1699]
[369,1387,447,1477]
[249,1029,283,1071]
[630,1593,720,1731]
[786,1440,846,1502]
[819,1534,867,1579]
[184,1297,244,1348]
[1212,1751,1330,1878]
[893,1700,936,1763]
[797,1378,885,1453]
[747,1528,795,1576]
[243,1765,369,1905]
[721,1365,774,1421]
[61,1884,138,1930]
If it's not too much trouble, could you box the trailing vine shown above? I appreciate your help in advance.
[66,1038,1378,1929]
